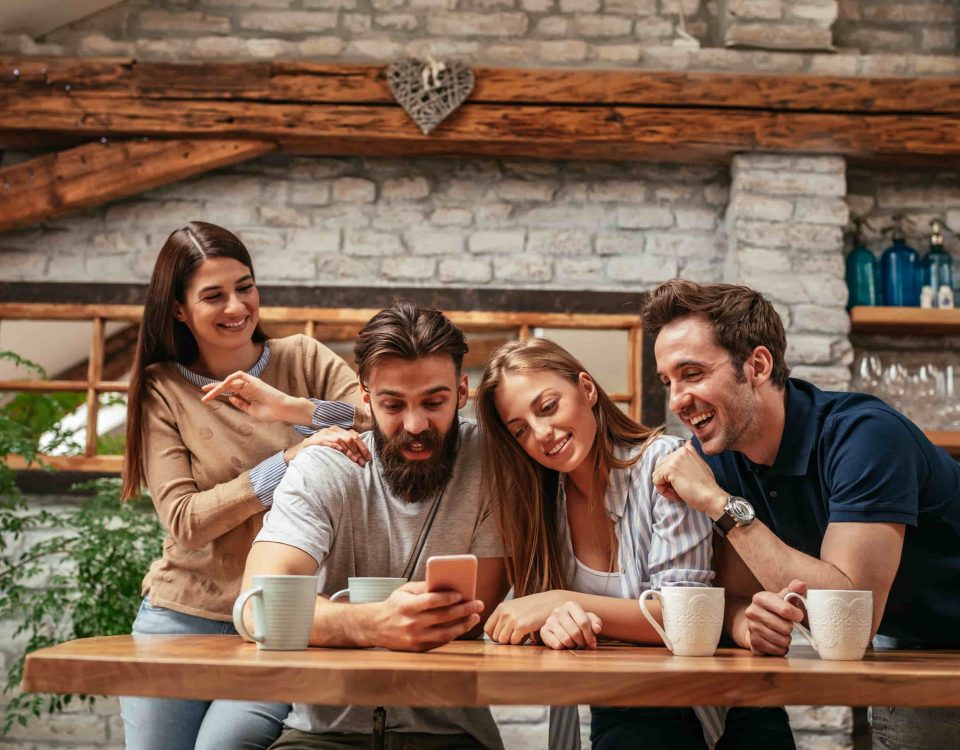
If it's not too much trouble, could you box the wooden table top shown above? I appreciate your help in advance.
[22,635,960,708]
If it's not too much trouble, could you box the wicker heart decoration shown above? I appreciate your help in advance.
[387,58,475,135]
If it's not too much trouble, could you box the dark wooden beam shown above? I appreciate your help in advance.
[0,138,275,232]
[5,56,960,113]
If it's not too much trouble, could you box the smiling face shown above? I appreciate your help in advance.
[363,354,468,503]
[173,256,260,357]
[655,314,762,455]
[493,369,599,475]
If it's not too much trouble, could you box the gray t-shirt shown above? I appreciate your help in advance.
[257,418,504,748]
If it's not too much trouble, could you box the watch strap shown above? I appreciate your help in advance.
[713,511,736,538]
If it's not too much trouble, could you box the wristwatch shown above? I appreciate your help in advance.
[713,495,756,537]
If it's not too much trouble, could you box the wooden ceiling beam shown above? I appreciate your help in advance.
[0,137,275,233]
[4,56,960,113]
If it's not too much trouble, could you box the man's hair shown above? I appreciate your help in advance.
[640,279,790,389]
[354,300,468,384]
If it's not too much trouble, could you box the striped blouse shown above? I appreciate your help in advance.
[548,435,727,749]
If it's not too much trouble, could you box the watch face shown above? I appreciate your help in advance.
[728,497,756,524]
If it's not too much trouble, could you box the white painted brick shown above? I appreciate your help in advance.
[313,206,372,229]
[238,10,338,32]
[285,228,341,254]
[647,232,724,258]
[493,254,554,282]
[739,247,793,272]
[596,231,645,255]
[344,13,374,32]
[876,184,960,209]
[738,270,848,305]
[333,177,377,203]
[793,197,849,226]
[793,253,844,276]
[78,33,136,56]
[725,0,783,19]
[445,178,491,201]
[291,183,332,205]
[555,256,606,282]
[521,0,555,9]
[539,40,590,61]
[674,207,718,230]
[787,0,838,24]
[521,205,612,229]
[372,208,427,230]
[430,208,473,226]
[606,255,678,283]
[343,229,403,256]
[660,0,702,11]
[704,183,731,207]
[473,203,515,225]
[603,0,657,13]
[374,13,419,29]
[526,229,592,255]
[497,179,557,202]
[316,254,379,281]
[427,12,529,35]
[787,334,852,366]
[734,170,846,198]
[679,258,723,282]
[728,194,795,222]
[654,185,700,204]
[139,10,232,33]
[845,194,875,217]
[535,16,571,34]
[735,153,845,174]
[613,204,672,226]
[469,230,526,254]
[404,229,465,255]
[593,43,641,62]
[259,206,310,227]
[381,256,437,279]
[632,16,676,39]
[573,14,634,36]
[734,220,843,252]
[560,0,600,11]
[438,257,492,283]
[305,0,358,7]
[791,305,850,335]
[298,37,346,55]
[235,228,287,254]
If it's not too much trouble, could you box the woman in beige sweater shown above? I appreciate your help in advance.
[119,221,365,750]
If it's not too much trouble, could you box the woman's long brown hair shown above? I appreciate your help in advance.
[120,222,268,501]
[475,338,663,597]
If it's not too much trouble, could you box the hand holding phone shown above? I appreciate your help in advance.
[425,554,478,602]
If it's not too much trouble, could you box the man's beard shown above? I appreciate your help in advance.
[373,412,460,504]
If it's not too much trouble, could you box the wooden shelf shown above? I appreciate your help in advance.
[927,431,960,457]
[850,307,960,335]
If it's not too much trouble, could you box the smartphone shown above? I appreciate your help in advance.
[425,554,478,602]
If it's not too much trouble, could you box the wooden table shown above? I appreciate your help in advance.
[21,635,960,708]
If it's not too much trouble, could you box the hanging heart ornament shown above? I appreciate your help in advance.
[387,58,475,135]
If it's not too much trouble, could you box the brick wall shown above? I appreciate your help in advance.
[836,0,959,55]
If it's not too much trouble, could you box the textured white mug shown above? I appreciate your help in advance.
[784,589,873,661]
[232,575,317,651]
[329,577,407,604]
[639,586,725,656]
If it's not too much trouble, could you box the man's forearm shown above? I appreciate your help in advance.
[726,520,854,593]
[309,597,379,648]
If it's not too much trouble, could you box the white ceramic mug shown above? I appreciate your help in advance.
[232,574,317,651]
[639,586,725,656]
[329,577,407,604]
[784,589,873,661]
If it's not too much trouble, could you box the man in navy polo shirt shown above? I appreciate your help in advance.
[642,279,960,749]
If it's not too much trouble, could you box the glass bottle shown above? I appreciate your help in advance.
[881,217,921,307]
[921,219,954,308]
[845,219,881,309]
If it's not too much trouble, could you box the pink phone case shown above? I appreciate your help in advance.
[426,554,478,601]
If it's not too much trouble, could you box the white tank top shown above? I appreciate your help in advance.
[570,556,622,597]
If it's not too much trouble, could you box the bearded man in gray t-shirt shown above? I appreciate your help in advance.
[242,301,509,750]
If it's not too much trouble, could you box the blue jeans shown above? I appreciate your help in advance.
[119,596,289,750]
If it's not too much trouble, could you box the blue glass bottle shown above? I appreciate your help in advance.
[845,239,881,309]
[921,220,954,308]
[881,223,920,307]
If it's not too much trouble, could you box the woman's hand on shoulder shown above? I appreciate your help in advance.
[284,426,372,467]
[483,590,570,645]
[539,600,602,650]
[202,372,311,424]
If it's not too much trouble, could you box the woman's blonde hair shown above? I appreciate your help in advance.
[475,337,663,598]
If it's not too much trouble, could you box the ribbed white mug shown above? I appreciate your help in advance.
[784,589,873,661]
[639,586,725,656]
[329,577,407,604]
[232,575,317,651]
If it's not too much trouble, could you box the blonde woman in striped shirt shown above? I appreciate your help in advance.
[475,338,793,750]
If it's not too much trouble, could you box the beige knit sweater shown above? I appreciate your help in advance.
[140,334,362,621]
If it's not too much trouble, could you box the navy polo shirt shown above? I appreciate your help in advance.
[696,378,960,646]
